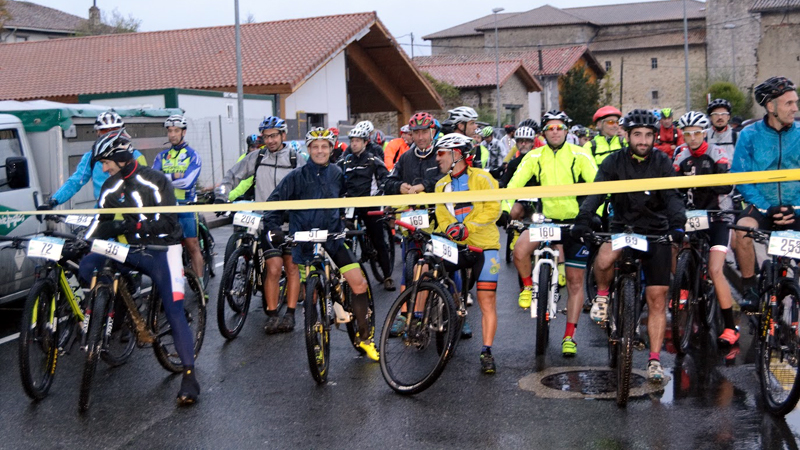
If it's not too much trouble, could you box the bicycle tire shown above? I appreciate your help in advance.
[535,263,551,356]
[505,228,515,264]
[670,250,697,355]
[99,285,136,367]
[583,250,598,312]
[217,247,253,339]
[616,276,636,408]
[224,231,246,263]
[304,274,330,384]
[18,279,59,400]
[757,283,800,416]
[368,224,394,283]
[199,221,215,285]
[607,283,618,369]
[151,269,206,373]
[345,266,375,354]
[379,280,457,395]
[79,287,110,412]
[403,248,422,289]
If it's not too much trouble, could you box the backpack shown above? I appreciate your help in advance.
[249,145,297,191]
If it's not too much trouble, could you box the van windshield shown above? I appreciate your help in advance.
[0,129,23,191]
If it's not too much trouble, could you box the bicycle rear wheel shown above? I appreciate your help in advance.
[79,287,110,413]
[304,274,330,384]
[369,224,394,283]
[199,221,215,284]
[535,264,551,356]
[379,280,457,395]
[217,247,253,339]
[18,279,59,400]
[670,250,697,355]
[616,276,636,408]
[151,269,206,373]
[757,285,800,416]
[505,228,515,264]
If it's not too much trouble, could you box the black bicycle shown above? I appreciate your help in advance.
[729,224,800,416]
[185,192,216,287]
[348,208,395,284]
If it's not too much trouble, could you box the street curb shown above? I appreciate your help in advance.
[203,212,231,229]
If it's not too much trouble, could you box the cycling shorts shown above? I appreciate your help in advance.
[609,226,671,287]
[444,249,500,292]
[738,204,800,232]
[561,231,591,269]
[260,228,292,259]
[292,241,360,275]
[696,221,731,252]
[178,212,198,239]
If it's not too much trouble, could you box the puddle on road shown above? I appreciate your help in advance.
[520,366,667,400]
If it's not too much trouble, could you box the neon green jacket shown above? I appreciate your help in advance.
[228,152,254,201]
[503,142,597,220]
[584,134,625,166]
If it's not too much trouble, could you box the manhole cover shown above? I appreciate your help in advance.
[519,366,669,400]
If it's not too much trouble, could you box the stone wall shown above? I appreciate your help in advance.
[430,35,485,55]
[757,10,800,91]
[704,0,760,93]
[486,24,596,51]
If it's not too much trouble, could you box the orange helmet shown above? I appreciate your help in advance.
[593,106,623,123]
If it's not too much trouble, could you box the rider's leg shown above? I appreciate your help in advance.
[512,230,535,281]
[264,255,283,310]
[283,254,300,309]
[734,213,759,280]
[183,237,204,280]
[593,243,620,291]
[645,285,668,355]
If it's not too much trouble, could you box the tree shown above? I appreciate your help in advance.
[244,13,256,24]
[559,66,601,126]
[422,72,461,110]
[0,0,10,30]
[598,68,619,108]
[75,8,141,36]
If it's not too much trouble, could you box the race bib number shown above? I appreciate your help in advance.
[90,239,130,263]
[400,210,429,229]
[27,236,65,261]
[345,207,355,219]
[611,233,648,252]
[767,230,800,258]
[529,224,561,242]
[685,210,709,231]
[294,229,329,243]
[233,212,261,229]
[431,235,458,264]
[65,215,93,226]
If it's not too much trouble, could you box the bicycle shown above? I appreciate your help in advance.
[504,199,538,264]
[184,192,216,287]
[670,210,735,354]
[729,224,800,416]
[589,228,669,407]
[378,219,481,395]
[77,234,206,412]
[299,228,374,384]
[216,210,287,339]
[347,207,395,284]
[509,215,571,356]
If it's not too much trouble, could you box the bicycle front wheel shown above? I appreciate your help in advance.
[99,287,136,367]
[19,279,59,400]
[758,285,800,416]
[217,247,253,339]
[379,280,457,395]
[79,287,110,413]
[151,269,206,373]
[535,264,551,356]
[615,276,636,408]
[304,274,330,384]
[670,250,698,355]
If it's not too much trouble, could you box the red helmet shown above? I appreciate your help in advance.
[409,112,435,130]
[328,127,339,137]
[593,106,623,123]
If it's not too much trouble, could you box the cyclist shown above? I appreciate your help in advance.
[217,116,305,334]
[354,120,385,161]
[731,76,800,312]
[572,125,592,147]
[572,109,686,381]
[264,127,379,360]
[706,98,738,161]
[654,108,684,159]
[42,111,146,209]
[340,126,394,291]
[444,106,482,167]
[498,124,516,164]
[384,125,412,171]
[585,105,624,165]
[227,134,262,201]
[329,127,348,164]
[79,129,199,405]
[152,114,204,280]
[673,111,739,344]
[502,110,597,357]
[498,126,537,190]
[433,133,501,373]
[482,126,504,178]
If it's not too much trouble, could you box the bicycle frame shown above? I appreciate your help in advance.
[531,245,560,320]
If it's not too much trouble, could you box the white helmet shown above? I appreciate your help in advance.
[514,126,536,140]
[435,133,473,174]
[353,120,374,135]
[447,106,478,124]
[348,126,370,140]
[94,111,124,131]
[164,114,188,129]
[678,111,710,129]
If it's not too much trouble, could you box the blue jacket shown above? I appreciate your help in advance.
[265,161,345,264]
[152,142,202,203]
[52,149,145,206]
[731,117,800,210]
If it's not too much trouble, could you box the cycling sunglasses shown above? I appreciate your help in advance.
[542,124,568,132]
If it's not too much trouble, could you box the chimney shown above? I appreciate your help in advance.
[538,49,543,71]
[89,1,100,29]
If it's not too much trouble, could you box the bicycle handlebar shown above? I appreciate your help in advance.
[395,220,483,253]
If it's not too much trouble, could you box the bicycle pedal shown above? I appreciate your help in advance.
[745,311,761,316]
[558,308,568,315]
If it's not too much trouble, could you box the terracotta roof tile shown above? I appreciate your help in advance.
[5,0,86,33]
[417,60,529,89]
[0,12,376,100]
[415,45,597,77]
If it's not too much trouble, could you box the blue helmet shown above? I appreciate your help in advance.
[258,116,287,133]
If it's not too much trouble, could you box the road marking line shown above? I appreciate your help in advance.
[215,262,224,268]
[0,332,20,345]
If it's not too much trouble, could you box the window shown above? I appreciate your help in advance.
[651,90,659,103]
[651,58,658,69]
[0,129,24,192]
[605,61,612,71]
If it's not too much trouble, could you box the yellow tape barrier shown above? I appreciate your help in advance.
[6,169,800,216]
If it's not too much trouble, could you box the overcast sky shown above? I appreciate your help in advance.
[33,0,702,56]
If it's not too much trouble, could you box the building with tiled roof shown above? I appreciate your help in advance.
[1,1,87,42]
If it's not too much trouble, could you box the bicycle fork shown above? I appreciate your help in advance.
[531,247,560,320]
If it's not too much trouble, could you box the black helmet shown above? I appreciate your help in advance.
[540,110,571,129]
[621,109,659,131]
[246,134,261,147]
[754,76,796,107]
[91,128,133,165]
[517,118,540,133]
[706,98,732,114]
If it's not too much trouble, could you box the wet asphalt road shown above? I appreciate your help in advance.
[0,225,799,449]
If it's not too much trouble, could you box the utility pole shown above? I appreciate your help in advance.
[682,0,691,111]
[492,7,504,128]
[619,57,624,110]
[410,33,414,59]
[234,0,245,154]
